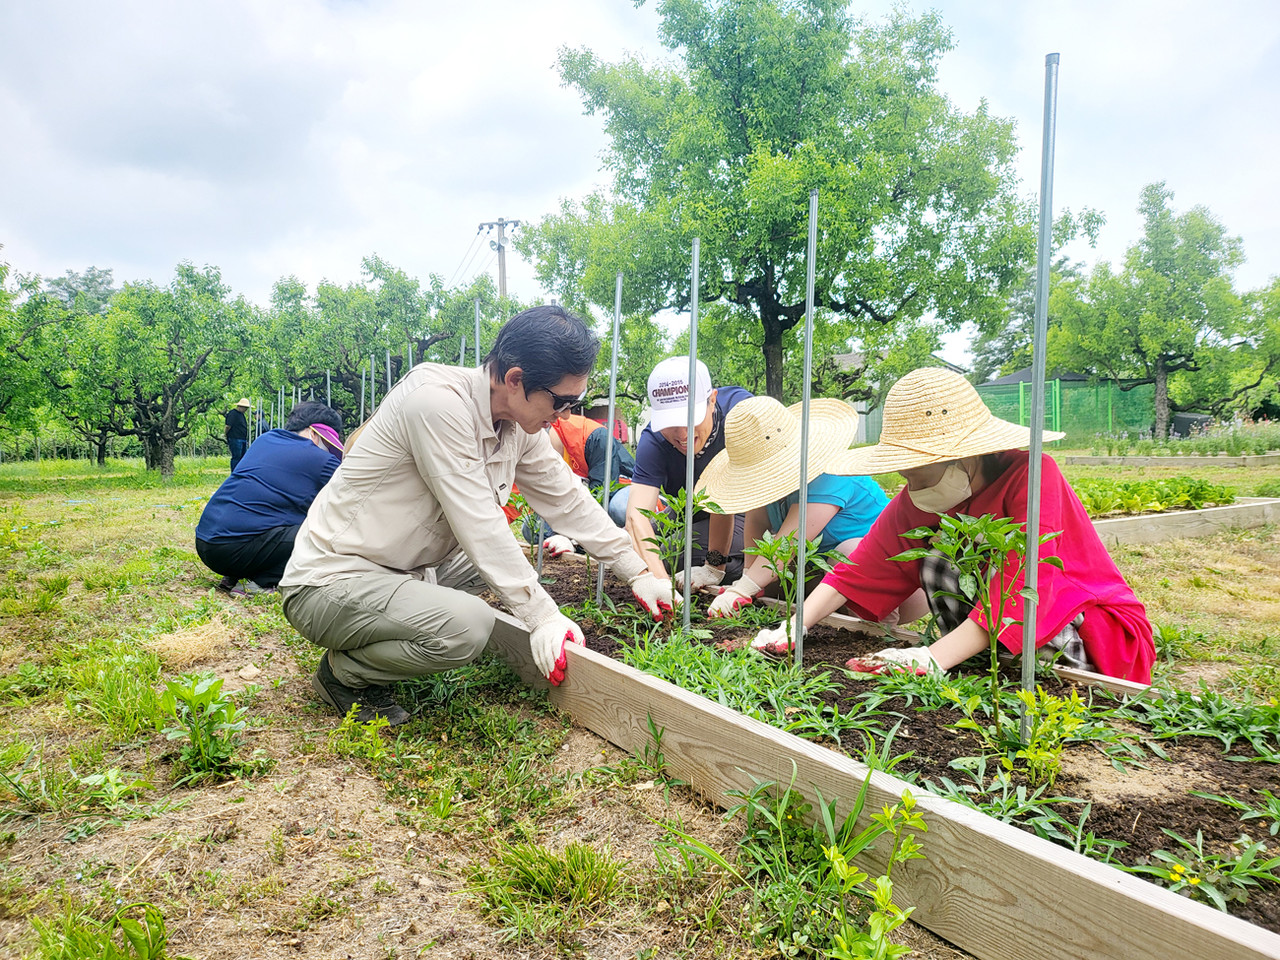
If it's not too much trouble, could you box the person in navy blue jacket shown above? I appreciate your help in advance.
[196,401,344,595]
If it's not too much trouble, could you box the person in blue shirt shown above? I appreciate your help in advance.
[694,395,889,618]
[196,401,344,595]
[624,357,753,615]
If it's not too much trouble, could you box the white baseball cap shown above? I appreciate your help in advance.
[646,356,712,432]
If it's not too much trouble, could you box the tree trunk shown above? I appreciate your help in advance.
[762,312,785,400]
[95,429,108,467]
[1153,357,1170,439]
[158,440,176,478]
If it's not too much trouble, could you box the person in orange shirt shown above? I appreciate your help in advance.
[524,412,634,554]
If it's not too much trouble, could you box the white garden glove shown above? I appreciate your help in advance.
[687,563,726,593]
[750,622,798,656]
[542,534,575,558]
[845,646,942,678]
[529,613,584,686]
[707,571,764,618]
[629,571,683,621]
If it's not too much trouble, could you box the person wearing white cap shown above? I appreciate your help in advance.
[695,396,892,618]
[752,367,1156,684]
[625,357,753,612]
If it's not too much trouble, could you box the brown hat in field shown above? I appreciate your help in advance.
[696,396,858,514]
[829,367,1064,475]
[235,398,251,409]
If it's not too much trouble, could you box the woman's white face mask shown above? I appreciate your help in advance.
[907,463,972,514]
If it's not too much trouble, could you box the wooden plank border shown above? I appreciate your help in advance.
[1092,497,1280,547]
[485,612,1280,960]
[1063,454,1280,468]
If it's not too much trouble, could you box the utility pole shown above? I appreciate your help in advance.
[477,217,521,299]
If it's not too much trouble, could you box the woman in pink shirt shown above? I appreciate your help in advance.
[752,368,1155,684]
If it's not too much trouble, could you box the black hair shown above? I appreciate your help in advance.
[285,401,343,436]
[483,304,599,396]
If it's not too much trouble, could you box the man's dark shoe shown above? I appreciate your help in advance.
[311,652,410,726]
[216,575,239,594]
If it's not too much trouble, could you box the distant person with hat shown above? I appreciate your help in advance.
[197,401,345,596]
[696,396,893,618]
[625,357,753,611]
[225,397,251,471]
[753,367,1156,684]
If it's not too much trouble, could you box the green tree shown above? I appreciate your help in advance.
[100,264,255,476]
[1050,183,1245,437]
[45,266,116,315]
[0,260,55,431]
[968,209,1104,384]
[260,258,515,429]
[518,1,1030,398]
[39,268,123,463]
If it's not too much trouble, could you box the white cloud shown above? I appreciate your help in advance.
[1,0,1276,316]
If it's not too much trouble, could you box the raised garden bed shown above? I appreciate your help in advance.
[1065,455,1280,468]
[1092,496,1280,547]
[492,553,1280,959]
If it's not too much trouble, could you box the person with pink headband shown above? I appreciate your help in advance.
[196,400,345,596]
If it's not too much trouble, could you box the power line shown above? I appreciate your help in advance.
[445,228,484,289]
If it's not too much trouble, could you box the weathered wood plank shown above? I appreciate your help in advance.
[1093,497,1280,547]
[1062,454,1280,467]
[484,611,1280,960]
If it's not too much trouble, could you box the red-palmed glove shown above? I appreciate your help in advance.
[845,646,941,678]
[529,613,584,686]
[542,535,575,558]
[707,571,765,618]
[750,622,797,657]
[628,571,683,621]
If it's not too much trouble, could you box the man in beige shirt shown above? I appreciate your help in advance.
[280,306,670,725]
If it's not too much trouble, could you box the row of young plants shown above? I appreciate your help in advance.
[1068,475,1237,517]
[1088,420,1280,458]
[560,510,1280,926]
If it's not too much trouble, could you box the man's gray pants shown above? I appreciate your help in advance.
[281,554,496,690]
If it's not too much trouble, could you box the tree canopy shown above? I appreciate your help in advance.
[1049,183,1246,437]
[518,0,1032,399]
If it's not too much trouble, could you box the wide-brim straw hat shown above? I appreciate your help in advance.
[829,367,1065,475]
[696,396,858,515]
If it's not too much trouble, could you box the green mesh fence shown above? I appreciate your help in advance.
[862,380,1155,448]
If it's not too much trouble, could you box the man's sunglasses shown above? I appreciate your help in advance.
[538,387,584,413]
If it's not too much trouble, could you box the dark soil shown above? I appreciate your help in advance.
[536,553,1280,935]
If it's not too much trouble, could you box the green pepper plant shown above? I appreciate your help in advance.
[892,513,1062,739]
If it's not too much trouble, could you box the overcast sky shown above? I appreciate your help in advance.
[3,1,1277,363]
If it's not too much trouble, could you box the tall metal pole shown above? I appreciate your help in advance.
[597,272,625,606]
[369,355,376,412]
[1021,53,1061,742]
[409,343,415,369]
[359,370,366,422]
[794,189,819,667]
[386,350,392,395]
[326,370,331,406]
[682,238,701,631]
[459,337,466,366]
[474,299,482,367]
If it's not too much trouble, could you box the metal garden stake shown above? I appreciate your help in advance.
[794,188,819,666]
[1021,52,1060,742]
[597,272,624,606]
[682,238,701,631]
